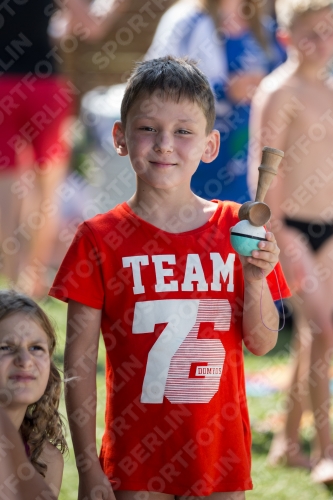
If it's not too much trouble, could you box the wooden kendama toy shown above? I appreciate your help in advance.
[230,146,284,256]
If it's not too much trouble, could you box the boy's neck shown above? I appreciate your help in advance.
[129,185,194,221]
[292,54,328,83]
[127,185,216,233]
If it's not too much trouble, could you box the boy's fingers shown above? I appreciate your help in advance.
[255,232,280,255]
[252,244,280,260]
[243,231,280,267]
[245,231,281,274]
[251,250,278,263]
[250,242,280,265]
[264,231,275,241]
[247,255,277,269]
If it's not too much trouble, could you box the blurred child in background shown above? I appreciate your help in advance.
[249,0,333,483]
[0,0,128,298]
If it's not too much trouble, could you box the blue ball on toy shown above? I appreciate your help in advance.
[230,220,266,257]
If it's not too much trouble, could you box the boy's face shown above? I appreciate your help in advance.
[290,7,333,65]
[113,92,219,192]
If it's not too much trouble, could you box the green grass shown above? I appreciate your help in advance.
[16,298,333,499]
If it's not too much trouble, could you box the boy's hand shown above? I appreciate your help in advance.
[78,463,116,500]
[240,231,280,282]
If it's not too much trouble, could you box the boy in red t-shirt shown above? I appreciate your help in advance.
[50,56,290,500]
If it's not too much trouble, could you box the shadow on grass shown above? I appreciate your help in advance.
[325,483,333,495]
[251,429,273,455]
[251,428,312,458]
[250,430,323,496]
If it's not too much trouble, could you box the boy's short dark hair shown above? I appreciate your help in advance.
[121,56,216,134]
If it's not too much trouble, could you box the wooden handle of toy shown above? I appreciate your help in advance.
[255,146,284,203]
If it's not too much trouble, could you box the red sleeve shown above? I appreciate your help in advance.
[266,262,291,301]
[49,223,105,309]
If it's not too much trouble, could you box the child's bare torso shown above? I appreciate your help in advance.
[277,73,333,220]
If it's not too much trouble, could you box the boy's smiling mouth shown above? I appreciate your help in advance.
[149,161,177,167]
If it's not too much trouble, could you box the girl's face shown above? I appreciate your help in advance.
[217,0,243,16]
[0,313,51,409]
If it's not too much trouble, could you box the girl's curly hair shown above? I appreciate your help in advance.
[0,290,68,476]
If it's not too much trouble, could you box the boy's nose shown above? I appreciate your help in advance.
[154,132,173,153]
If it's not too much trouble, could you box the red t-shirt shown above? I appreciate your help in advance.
[50,200,290,495]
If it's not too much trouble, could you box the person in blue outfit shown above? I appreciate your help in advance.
[146,0,286,203]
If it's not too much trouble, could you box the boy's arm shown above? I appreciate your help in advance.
[65,300,115,500]
[241,232,280,356]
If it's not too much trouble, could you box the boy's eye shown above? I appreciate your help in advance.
[177,129,191,135]
[139,126,155,132]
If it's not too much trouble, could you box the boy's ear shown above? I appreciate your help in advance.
[201,130,220,163]
[112,121,128,156]
[276,27,290,48]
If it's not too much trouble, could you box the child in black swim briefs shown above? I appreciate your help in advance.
[249,0,333,484]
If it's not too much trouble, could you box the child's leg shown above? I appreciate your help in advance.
[307,296,333,481]
[0,172,22,283]
[17,163,67,297]
[307,291,333,459]
[114,492,245,500]
[206,493,245,500]
[284,308,312,460]
[177,493,245,500]
[296,242,333,471]
[114,492,174,500]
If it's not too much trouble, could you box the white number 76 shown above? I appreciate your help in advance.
[132,299,231,404]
